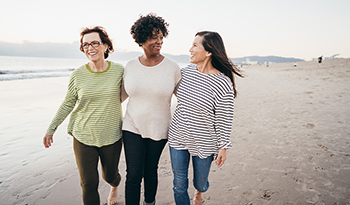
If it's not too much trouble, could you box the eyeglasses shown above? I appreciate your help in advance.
[81,41,103,50]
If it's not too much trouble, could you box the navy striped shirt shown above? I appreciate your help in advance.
[168,64,234,159]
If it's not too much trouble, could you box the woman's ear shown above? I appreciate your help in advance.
[206,52,212,57]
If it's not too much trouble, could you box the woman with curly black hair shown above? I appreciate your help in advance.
[121,13,181,205]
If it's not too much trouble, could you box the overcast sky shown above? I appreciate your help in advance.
[1,0,349,60]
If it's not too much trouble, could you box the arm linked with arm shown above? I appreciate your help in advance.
[120,79,129,103]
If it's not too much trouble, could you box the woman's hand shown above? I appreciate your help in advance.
[216,148,227,168]
[43,134,54,148]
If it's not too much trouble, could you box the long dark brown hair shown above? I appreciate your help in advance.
[196,31,243,97]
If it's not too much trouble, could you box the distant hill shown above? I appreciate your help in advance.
[112,52,304,64]
[0,41,83,59]
[231,56,304,64]
[0,41,304,64]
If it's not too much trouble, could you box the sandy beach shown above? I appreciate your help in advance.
[1,58,349,205]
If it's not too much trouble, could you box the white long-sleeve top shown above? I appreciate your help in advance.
[168,64,234,159]
[122,57,181,141]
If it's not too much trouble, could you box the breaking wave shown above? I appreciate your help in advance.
[0,68,74,81]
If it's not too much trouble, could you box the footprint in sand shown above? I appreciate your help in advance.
[305,123,315,129]
[261,190,274,200]
[317,144,328,151]
[314,167,325,171]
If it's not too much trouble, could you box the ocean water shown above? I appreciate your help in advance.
[0,55,187,81]
[0,56,131,81]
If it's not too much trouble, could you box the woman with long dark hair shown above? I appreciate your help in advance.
[168,31,243,205]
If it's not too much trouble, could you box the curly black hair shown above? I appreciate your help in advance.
[130,13,169,47]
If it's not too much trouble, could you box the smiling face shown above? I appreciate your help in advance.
[142,29,163,56]
[82,32,107,62]
[189,35,211,65]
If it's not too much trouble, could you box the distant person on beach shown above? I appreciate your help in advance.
[168,31,243,205]
[318,55,323,63]
[43,26,123,205]
[121,13,181,205]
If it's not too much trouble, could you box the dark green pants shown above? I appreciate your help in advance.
[73,137,122,205]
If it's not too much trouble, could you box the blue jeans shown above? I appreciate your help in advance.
[123,131,167,205]
[169,146,214,205]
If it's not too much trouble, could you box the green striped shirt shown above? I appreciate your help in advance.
[46,61,124,147]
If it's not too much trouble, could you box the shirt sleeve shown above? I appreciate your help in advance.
[173,66,182,96]
[46,74,78,135]
[214,91,235,149]
[120,64,129,102]
[120,78,129,103]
